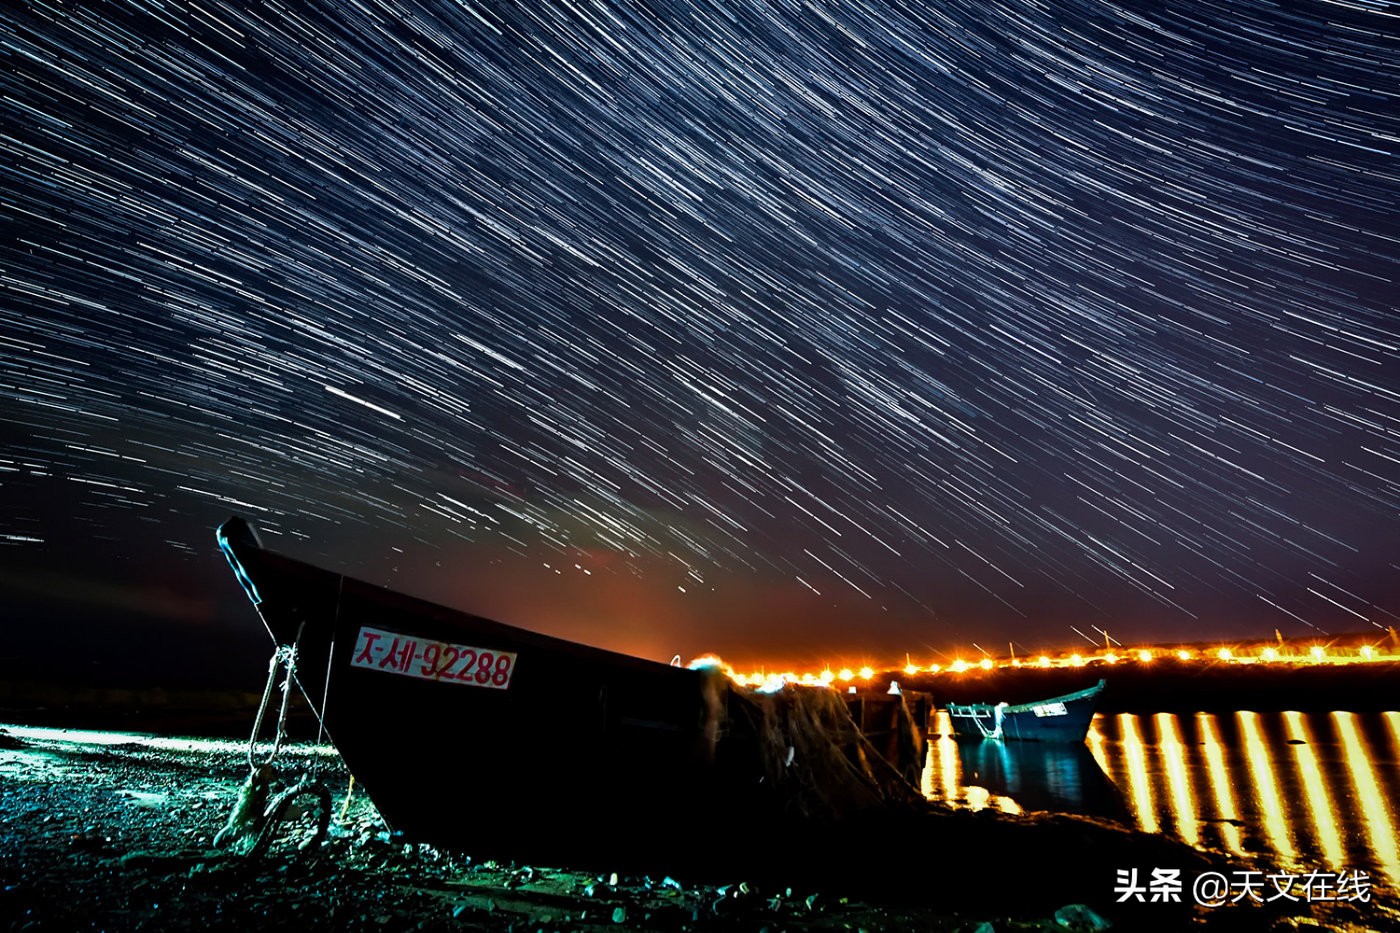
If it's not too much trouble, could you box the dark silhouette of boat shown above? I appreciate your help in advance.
[946,680,1105,743]
[216,519,1226,923]
[215,517,921,873]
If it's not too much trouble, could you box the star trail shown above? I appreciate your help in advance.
[2,0,1397,667]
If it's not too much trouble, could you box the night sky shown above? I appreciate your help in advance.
[3,0,1397,675]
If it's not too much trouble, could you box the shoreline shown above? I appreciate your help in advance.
[3,723,1395,931]
[5,657,1400,742]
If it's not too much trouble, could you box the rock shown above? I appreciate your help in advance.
[0,730,29,750]
[1053,903,1111,931]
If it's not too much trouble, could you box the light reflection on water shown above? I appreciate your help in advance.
[923,710,1400,890]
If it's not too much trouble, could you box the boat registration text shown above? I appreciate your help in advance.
[350,625,516,689]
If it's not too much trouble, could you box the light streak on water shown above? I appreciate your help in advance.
[1118,714,1159,833]
[1156,712,1199,846]
[1197,713,1245,857]
[963,785,992,812]
[995,796,1023,815]
[1333,712,1400,888]
[922,710,1400,893]
[1283,711,1347,872]
[1238,710,1298,863]
[936,710,960,804]
[1085,717,1110,775]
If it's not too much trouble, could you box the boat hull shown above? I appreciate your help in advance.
[215,517,923,873]
[217,518,739,867]
[945,680,1105,743]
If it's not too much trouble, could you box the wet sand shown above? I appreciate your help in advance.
[4,723,1396,932]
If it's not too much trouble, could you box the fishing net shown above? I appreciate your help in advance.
[717,677,928,823]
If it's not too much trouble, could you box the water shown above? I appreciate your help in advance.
[922,709,1400,892]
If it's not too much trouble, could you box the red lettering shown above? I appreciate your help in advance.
[354,631,382,664]
[379,637,416,671]
[475,651,494,684]
[492,654,512,687]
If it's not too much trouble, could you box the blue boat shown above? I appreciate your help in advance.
[946,679,1105,743]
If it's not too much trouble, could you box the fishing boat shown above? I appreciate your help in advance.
[945,680,1105,743]
[215,517,921,873]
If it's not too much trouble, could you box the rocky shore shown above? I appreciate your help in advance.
[4,723,1396,932]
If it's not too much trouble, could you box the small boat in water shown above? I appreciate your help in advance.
[945,680,1105,743]
[215,517,923,873]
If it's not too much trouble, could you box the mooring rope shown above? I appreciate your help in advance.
[245,627,302,774]
[313,576,344,749]
[220,622,341,858]
[969,702,1007,740]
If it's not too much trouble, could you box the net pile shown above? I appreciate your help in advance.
[717,676,928,823]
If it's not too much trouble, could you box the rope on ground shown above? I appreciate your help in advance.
[218,625,334,857]
[247,775,333,858]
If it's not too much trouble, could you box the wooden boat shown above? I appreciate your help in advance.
[945,680,1105,743]
[215,517,921,873]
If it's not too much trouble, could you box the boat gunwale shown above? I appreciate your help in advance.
[945,679,1106,717]
[217,516,699,680]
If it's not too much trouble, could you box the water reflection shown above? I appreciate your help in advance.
[1117,714,1158,833]
[1196,713,1245,857]
[1335,712,1400,884]
[1157,712,1200,846]
[1237,710,1297,861]
[924,710,1400,891]
[1283,711,1347,872]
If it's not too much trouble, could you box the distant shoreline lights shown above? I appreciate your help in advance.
[714,639,1398,690]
